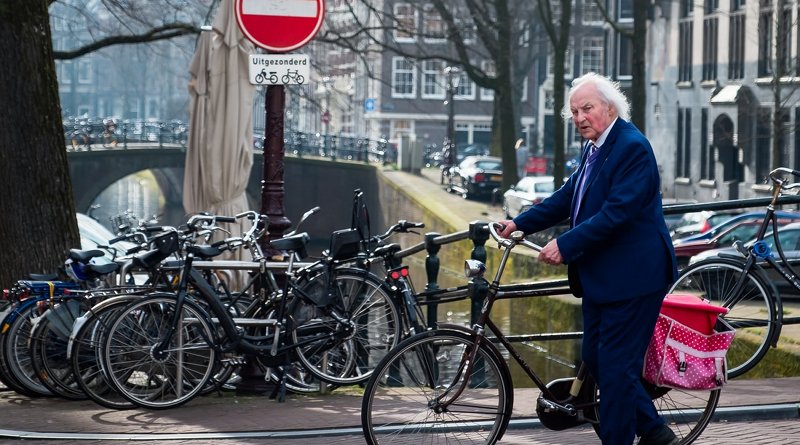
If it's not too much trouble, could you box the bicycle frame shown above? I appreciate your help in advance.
[429,234,596,419]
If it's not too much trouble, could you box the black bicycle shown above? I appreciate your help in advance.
[361,223,719,445]
[669,167,800,378]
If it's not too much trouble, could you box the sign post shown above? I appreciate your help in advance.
[234,0,325,257]
[233,0,325,395]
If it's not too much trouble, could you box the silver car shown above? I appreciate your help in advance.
[502,176,554,218]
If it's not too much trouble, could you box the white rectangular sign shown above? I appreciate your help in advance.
[249,54,310,85]
[242,0,318,18]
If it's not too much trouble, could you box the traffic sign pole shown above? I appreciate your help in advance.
[233,0,325,256]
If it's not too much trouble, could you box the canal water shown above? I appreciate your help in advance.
[90,174,584,387]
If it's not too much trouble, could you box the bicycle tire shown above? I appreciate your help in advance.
[71,295,141,409]
[244,299,327,394]
[101,295,217,409]
[294,269,400,385]
[361,329,514,445]
[30,315,86,400]
[0,303,43,397]
[2,301,54,397]
[644,381,720,445]
[668,257,777,378]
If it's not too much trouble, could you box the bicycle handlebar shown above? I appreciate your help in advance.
[769,167,800,190]
[488,222,543,253]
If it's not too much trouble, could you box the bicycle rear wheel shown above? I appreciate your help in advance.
[645,382,720,445]
[669,258,776,378]
[71,296,140,409]
[1,300,54,397]
[361,329,513,445]
[101,295,216,409]
[295,269,400,385]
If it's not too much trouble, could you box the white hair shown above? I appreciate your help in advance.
[560,72,630,121]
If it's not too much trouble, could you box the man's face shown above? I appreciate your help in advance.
[569,84,616,142]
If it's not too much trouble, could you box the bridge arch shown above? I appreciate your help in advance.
[67,144,383,240]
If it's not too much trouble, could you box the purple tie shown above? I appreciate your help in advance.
[573,143,600,221]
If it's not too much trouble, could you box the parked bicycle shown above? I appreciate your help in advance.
[361,223,719,445]
[669,166,800,378]
[95,209,399,408]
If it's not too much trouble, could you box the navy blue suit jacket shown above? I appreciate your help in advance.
[513,119,678,303]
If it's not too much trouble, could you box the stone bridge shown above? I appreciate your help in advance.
[66,143,384,240]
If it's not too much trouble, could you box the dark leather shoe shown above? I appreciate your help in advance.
[638,424,680,445]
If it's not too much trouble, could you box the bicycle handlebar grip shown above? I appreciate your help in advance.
[108,235,128,245]
[143,225,164,232]
[215,216,236,223]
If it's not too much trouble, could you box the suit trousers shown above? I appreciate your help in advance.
[581,289,667,445]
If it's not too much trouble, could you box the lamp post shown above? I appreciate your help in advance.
[442,66,461,179]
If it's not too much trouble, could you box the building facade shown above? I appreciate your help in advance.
[648,0,800,201]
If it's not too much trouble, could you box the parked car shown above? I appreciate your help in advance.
[446,155,503,199]
[502,176,555,218]
[674,211,800,245]
[670,210,744,240]
[673,213,800,269]
[689,222,800,298]
[455,143,490,163]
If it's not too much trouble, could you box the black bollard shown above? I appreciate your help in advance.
[423,232,441,328]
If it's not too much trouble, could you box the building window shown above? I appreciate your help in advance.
[729,9,746,80]
[391,57,416,98]
[678,19,693,82]
[582,1,603,23]
[756,108,772,182]
[421,60,444,99]
[77,60,93,84]
[704,0,718,14]
[454,16,476,44]
[616,34,632,79]
[422,4,445,42]
[701,108,714,180]
[454,70,475,100]
[58,61,72,85]
[702,17,718,81]
[393,3,417,42]
[581,37,604,75]
[677,108,692,178]
[481,60,495,101]
[759,6,773,77]
[778,4,792,76]
[617,0,633,21]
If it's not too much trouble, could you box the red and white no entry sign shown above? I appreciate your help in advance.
[235,0,325,53]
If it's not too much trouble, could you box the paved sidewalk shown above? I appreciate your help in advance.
[0,377,797,443]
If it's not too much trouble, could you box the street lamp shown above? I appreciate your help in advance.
[443,65,461,170]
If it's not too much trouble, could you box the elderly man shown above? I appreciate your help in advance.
[499,73,679,445]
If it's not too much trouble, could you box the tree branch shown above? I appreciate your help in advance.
[53,23,201,60]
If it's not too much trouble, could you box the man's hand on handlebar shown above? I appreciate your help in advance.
[497,220,517,238]
[539,240,563,265]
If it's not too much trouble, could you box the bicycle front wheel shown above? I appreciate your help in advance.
[669,258,777,378]
[295,270,400,385]
[361,329,513,445]
[101,295,217,409]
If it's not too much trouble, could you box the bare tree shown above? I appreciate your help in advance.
[537,0,572,188]
[0,1,80,287]
[318,0,541,188]
[49,0,213,60]
[0,0,213,287]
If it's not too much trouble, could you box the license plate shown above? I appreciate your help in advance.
[490,175,502,182]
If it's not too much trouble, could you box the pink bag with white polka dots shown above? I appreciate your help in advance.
[643,314,735,390]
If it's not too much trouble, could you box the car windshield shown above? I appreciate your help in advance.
[750,228,800,251]
[475,160,501,170]
[533,182,554,193]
